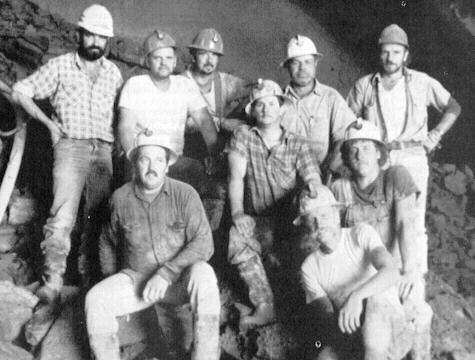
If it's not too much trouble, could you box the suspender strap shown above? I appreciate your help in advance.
[213,72,224,129]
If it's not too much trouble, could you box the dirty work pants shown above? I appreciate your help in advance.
[389,148,429,273]
[315,291,432,360]
[42,139,112,289]
[85,262,220,360]
[228,217,282,307]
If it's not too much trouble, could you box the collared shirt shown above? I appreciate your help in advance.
[119,74,207,155]
[347,68,451,143]
[226,125,321,216]
[331,166,419,265]
[13,52,123,142]
[280,80,356,163]
[99,177,213,283]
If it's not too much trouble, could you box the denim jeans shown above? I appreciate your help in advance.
[41,138,112,289]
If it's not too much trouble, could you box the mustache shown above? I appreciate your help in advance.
[145,170,158,177]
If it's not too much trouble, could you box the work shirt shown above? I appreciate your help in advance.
[99,178,213,284]
[119,74,207,155]
[347,68,451,144]
[226,125,321,216]
[183,70,250,132]
[13,52,123,142]
[280,80,356,163]
[331,166,419,265]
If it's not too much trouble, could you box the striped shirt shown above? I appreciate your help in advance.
[13,52,123,142]
[226,125,321,215]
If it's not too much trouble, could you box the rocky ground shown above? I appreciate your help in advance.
[0,0,474,359]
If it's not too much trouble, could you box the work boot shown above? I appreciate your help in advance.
[89,333,121,360]
[239,302,275,327]
[237,255,275,327]
[25,284,61,346]
[191,314,220,360]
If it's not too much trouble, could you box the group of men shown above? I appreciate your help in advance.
[9,3,461,360]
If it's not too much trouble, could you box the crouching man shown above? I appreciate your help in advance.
[297,185,429,360]
[226,79,321,326]
[85,132,220,360]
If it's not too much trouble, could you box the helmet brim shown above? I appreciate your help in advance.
[279,52,323,68]
[245,94,291,116]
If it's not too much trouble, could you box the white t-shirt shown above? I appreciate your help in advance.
[119,74,207,155]
[301,223,383,309]
[378,77,406,142]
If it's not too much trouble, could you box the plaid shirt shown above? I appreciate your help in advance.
[13,52,123,142]
[226,125,321,215]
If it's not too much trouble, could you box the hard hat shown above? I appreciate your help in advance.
[143,30,176,57]
[343,119,385,147]
[280,35,323,67]
[378,24,409,48]
[293,185,342,226]
[188,28,224,56]
[127,129,178,165]
[77,4,114,38]
[245,79,290,115]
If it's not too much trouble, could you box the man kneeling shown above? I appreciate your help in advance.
[297,185,425,360]
[85,131,220,360]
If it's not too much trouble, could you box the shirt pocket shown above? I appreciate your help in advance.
[271,157,297,190]
[59,82,83,107]
[163,221,186,250]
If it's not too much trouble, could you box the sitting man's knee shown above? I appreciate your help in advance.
[189,261,217,285]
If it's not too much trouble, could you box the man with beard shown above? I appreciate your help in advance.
[279,35,356,177]
[297,185,427,360]
[118,30,219,195]
[12,4,122,345]
[184,28,250,134]
[347,24,461,279]
[226,79,321,326]
[85,131,220,360]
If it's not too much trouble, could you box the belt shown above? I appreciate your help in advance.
[387,140,423,151]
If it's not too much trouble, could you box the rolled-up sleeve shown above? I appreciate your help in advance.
[13,59,58,99]
[296,140,321,182]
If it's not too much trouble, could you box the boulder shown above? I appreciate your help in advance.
[0,280,38,342]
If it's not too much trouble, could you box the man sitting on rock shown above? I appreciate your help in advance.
[85,131,220,360]
[297,185,431,360]
[226,79,321,326]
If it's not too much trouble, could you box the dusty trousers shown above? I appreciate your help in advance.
[42,138,112,289]
[85,261,220,360]
[389,148,429,273]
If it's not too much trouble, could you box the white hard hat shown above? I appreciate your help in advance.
[245,78,290,115]
[127,129,178,165]
[280,35,323,67]
[343,119,385,147]
[77,4,114,38]
[293,185,342,226]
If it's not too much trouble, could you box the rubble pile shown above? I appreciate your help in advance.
[0,0,473,359]
[427,162,475,304]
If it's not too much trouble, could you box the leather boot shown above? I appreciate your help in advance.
[191,314,220,360]
[237,255,275,327]
[25,283,61,346]
[89,333,121,360]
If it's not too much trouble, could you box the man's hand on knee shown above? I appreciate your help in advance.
[143,274,170,303]
[232,212,256,239]
[398,270,419,301]
[338,293,363,334]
